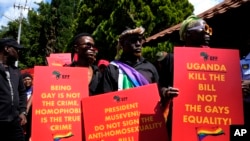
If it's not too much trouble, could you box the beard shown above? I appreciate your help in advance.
[133,52,142,57]
[3,47,19,66]
[6,55,18,66]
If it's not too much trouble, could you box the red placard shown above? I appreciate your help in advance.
[46,57,66,66]
[31,66,88,141]
[21,68,34,76]
[82,84,168,141]
[172,47,244,141]
[50,53,72,65]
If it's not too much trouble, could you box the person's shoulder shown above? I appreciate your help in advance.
[108,61,119,68]
[92,65,99,70]
[10,65,21,72]
[142,58,157,69]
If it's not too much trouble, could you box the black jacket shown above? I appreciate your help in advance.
[0,64,27,121]
[68,63,102,95]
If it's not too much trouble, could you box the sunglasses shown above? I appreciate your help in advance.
[187,24,212,36]
[76,42,95,49]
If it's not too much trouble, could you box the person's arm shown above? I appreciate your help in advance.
[26,94,32,113]
[242,80,250,97]
[101,64,119,93]
[18,71,27,125]
[151,62,179,101]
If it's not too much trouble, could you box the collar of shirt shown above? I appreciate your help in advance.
[119,56,146,67]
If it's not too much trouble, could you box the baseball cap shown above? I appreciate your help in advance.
[0,38,23,49]
[98,59,109,67]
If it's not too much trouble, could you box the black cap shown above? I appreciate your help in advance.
[0,38,23,49]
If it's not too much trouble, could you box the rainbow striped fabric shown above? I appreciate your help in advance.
[111,61,149,90]
[53,131,73,141]
[196,127,224,141]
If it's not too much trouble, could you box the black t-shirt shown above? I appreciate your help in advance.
[158,53,174,87]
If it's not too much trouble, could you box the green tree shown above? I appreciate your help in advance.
[48,0,79,54]
[75,0,193,61]
[0,2,52,69]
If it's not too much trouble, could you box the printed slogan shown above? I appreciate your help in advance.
[172,47,244,141]
[36,85,81,131]
[82,84,168,141]
[183,63,231,125]
[32,66,88,141]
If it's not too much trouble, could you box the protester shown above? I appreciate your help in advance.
[101,26,178,95]
[180,15,249,126]
[179,15,212,47]
[68,33,102,95]
[156,15,212,88]
[22,72,33,141]
[0,37,27,141]
[154,15,213,141]
[100,27,179,140]
[97,59,109,73]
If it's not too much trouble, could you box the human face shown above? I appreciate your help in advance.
[75,36,96,64]
[122,34,144,57]
[5,46,19,64]
[23,77,33,87]
[186,20,212,46]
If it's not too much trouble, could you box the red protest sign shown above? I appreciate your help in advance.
[46,57,66,66]
[31,66,88,141]
[82,83,168,141]
[172,47,244,141]
[50,53,72,65]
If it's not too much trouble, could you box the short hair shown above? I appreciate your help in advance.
[118,26,145,46]
[69,33,93,60]
[179,15,202,41]
[22,72,33,79]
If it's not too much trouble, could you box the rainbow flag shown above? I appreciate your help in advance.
[53,131,73,141]
[111,61,149,90]
[196,127,224,141]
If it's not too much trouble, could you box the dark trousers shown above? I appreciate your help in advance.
[0,117,25,141]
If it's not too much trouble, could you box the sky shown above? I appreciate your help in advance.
[0,0,224,29]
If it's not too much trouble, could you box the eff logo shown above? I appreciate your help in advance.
[113,95,128,102]
[230,125,249,141]
[200,51,218,61]
[52,70,70,80]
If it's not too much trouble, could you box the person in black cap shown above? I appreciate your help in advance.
[0,37,27,141]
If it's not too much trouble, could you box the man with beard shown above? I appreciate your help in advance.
[101,26,178,96]
[0,38,27,141]
[68,33,101,95]
[100,26,179,140]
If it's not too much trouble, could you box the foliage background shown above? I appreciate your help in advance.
[0,0,194,69]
